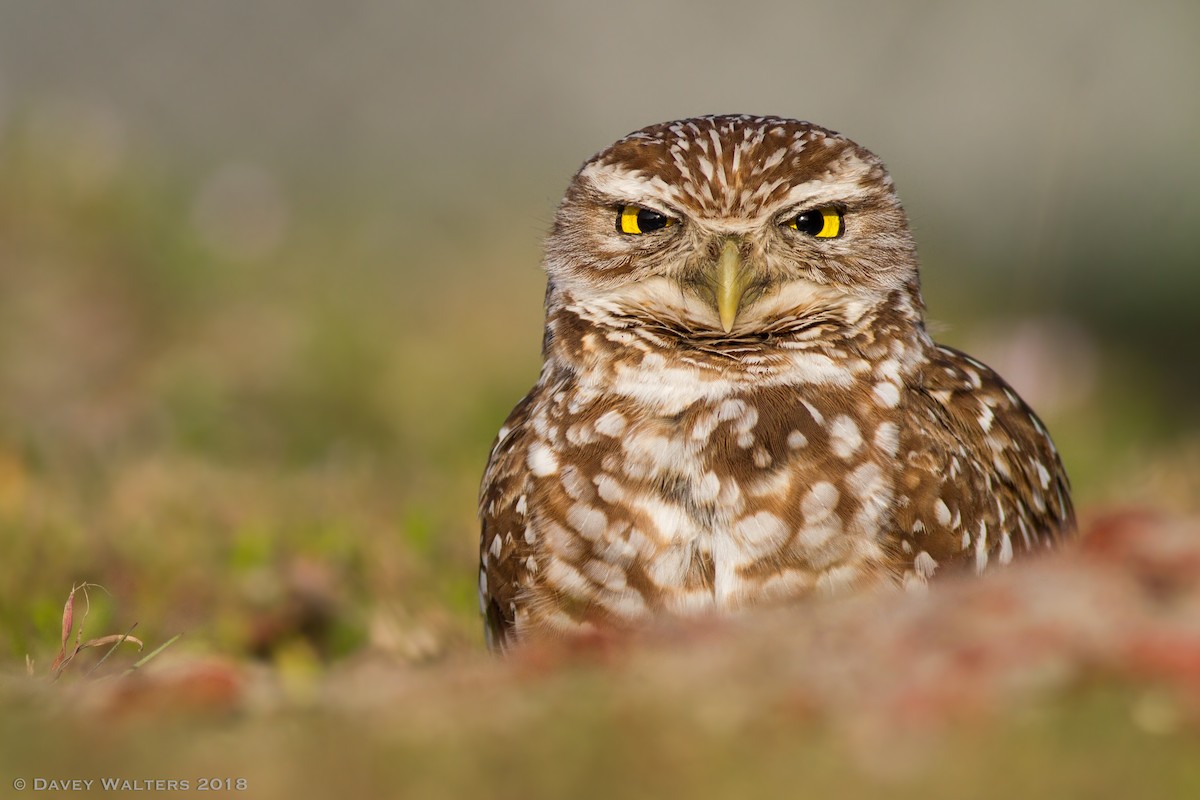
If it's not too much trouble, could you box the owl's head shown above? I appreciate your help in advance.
[544,115,920,336]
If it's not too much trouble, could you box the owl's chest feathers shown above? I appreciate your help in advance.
[526,330,927,616]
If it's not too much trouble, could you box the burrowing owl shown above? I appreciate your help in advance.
[479,115,1073,650]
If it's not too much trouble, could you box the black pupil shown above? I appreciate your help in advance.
[637,209,668,232]
[793,211,823,235]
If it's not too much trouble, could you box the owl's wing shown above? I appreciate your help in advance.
[895,344,1074,576]
[478,394,536,651]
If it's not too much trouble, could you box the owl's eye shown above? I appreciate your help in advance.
[785,207,843,238]
[617,205,674,235]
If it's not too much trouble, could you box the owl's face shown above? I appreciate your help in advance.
[545,116,920,335]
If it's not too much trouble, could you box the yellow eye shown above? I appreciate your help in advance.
[618,205,674,235]
[785,207,843,238]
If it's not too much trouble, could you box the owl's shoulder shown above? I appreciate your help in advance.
[892,343,1074,573]
[911,344,1061,468]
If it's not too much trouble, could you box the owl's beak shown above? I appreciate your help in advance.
[715,239,750,333]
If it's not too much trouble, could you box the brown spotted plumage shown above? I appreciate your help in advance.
[479,115,1073,650]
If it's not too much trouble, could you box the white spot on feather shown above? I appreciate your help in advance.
[999,531,1014,565]
[801,481,839,522]
[829,415,863,459]
[639,497,686,542]
[752,447,771,468]
[594,473,626,504]
[873,422,900,456]
[695,471,721,502]
[527,442,558,476]
[1035,461,1051,490]
[545,557,592,597]
[847,462,891,531]
[873,381,901,408]
[787,352,855,386]
[560,465,592,500]
[594,410,628,437]
[933,498,951,527]
[733,511,789,558]
[566,502,608,541]
[761,148,786,170]
[801,399,825,426]
[974,522,989,573]
[874,359,902,381]
[845,462,884,499]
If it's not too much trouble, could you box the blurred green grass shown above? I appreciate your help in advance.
[2,109,1200,796]
[0,116,550,666]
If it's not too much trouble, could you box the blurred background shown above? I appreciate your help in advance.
[0,0,1198,701]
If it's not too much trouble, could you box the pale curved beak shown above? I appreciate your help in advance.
[714,239,750,333]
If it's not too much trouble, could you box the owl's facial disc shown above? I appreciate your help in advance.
[547,116,918,337]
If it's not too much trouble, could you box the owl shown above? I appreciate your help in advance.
[478,115,1074,651]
